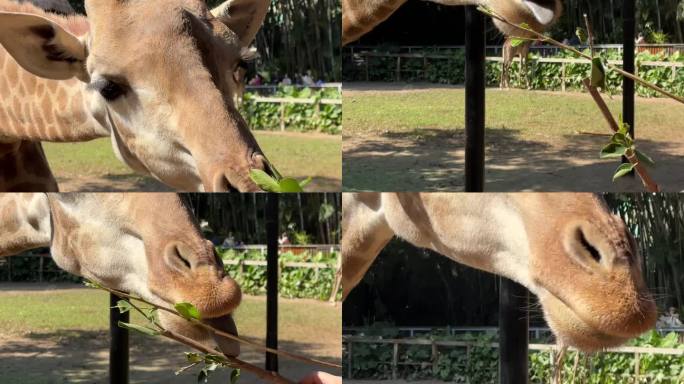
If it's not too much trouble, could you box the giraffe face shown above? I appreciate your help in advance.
[80,0,271,191]
[47,193,242,356]
[0,0,271,191]
[510,194,657,351]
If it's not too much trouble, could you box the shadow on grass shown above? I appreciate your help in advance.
[343,127,684,192]
[1,330,340,384]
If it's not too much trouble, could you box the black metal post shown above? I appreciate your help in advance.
[265,193,279,372]
[623,0,636,167]
[499,279,530,384]
[110,294,129,384]
[465,6,486,192]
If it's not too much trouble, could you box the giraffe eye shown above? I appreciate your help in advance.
[99,80,126,101]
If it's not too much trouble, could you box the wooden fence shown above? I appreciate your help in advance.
[343,336,684,382]
[250,96,342,132]
[352,51,683,88]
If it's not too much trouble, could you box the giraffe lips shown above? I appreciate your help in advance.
[204,314,240,357]
[523,0,557,25]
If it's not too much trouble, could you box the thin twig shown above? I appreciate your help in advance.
[582,79,660,192]
[480,7,684,104]
[161,328,295,384]
[103,285,341,369]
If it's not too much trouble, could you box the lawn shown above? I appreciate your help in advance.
[43,131,341,192]
[343,85,684,191]
[0,286,341,383]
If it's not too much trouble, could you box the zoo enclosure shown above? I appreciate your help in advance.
[347,50,683,88]
[342,336,684,382]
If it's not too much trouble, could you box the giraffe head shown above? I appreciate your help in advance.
[0,0,272,191]
[47,193,243,356]
[488,0,563,37]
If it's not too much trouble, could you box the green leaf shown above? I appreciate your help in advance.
[510,38,525,47]
[635,149,656,167]
[519,23,530,30]
[591,57,606,89]
[613,163,636,181]
[575,27,588,43]
[114,300,132,314]
[299,177,313,189]
[610,132,629,147]
[117,321,160,336]
[230,369,241,384]
[175,302,201,320]
[186,352,203,364]
[278,178,305,192]
[600,143,627,158]
[249,169,281,193]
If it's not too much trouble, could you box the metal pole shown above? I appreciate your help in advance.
[265,193,279,372]
[623,0,635,168]
[110,294,129,384]
[465,6,486,192]
[499,279,529,384]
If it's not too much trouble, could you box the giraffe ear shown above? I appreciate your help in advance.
[0,12,88,81]
[210,0,269,46]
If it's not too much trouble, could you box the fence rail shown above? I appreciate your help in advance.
[343,335,684,381]
[351,51,683,86]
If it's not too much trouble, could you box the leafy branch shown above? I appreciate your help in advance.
[477,6,684,104]
[85,281,340,383]
[478,6,661,191]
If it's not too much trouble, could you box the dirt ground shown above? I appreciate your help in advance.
[0,285,341,384]
[343,84,684,192]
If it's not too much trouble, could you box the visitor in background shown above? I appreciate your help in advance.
[248,73,263,86]
[281,74,292,86]
[302,70,315,87]
[636,33,646,44]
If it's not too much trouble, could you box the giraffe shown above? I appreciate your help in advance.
[342,193,657,351]
[500,37,532,89]
[341,0,564,46]
[0,0,273,192]
[0,193,242,357]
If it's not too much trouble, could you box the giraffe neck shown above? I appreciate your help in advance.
[0,1,106,144]
[0,48,107,143]
[0,193,51,257]
[0,141,59,191]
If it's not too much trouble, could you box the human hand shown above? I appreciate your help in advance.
[298,371,342,384]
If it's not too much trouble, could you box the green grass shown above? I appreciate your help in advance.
[0,288,340,342]
[344,88,684,141]
[42,131,341,190]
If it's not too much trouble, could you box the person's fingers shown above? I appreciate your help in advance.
[298,371,342,384]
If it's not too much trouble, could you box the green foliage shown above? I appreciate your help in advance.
[249,169,311,193]
[240,87,341,134]
[600,116,655,181]
[0,253,81,283]
[218,248,338,300]
[345,49,684,99]
[345,331,684,383]
[175,302,202,321]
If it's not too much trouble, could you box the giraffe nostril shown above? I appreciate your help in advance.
[578,228,602,263]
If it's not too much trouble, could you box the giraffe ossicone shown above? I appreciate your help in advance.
[0,0,273,192]
[0,193,243,357]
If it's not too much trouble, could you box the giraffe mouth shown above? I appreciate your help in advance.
[204,314,240,357]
